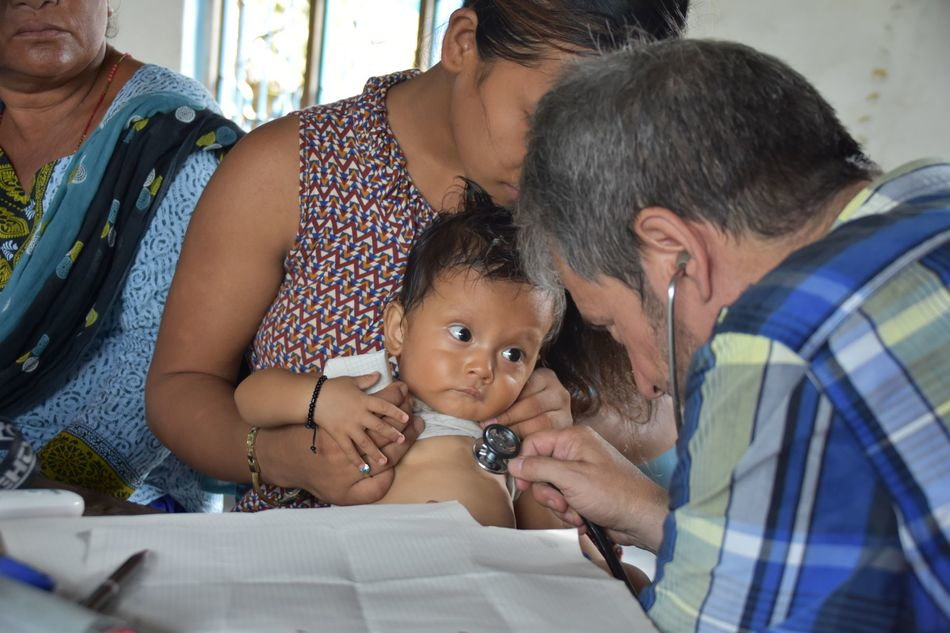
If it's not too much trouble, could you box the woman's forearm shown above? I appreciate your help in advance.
[147,369,321,494]
[146,368,424,500]
[146,371,255,482]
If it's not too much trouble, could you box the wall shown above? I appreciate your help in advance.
[109,0,189,75]
[688,0,950,168]
[108,0,949,167]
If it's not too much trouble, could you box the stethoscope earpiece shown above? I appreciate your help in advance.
[472,424,521,474]
[667,251,690,431]
[675,251,691,270]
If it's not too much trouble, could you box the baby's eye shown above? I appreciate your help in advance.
[448,325,472,342]
[502,347,524,363]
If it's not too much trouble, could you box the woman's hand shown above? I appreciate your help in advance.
[507,426,669,553]
[483,368,572,438]
[255,380,424,505]
[315,373,412,471]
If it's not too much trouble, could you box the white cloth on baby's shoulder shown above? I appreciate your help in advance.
[321,350,392,393]
[412,400,482,441]
[321,351,480,441]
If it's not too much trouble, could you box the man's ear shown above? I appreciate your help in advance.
[383,302,407,357]
[631,207,712,302]
[440,8,479,74]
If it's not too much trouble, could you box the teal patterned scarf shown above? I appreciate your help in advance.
[0,93,242,414]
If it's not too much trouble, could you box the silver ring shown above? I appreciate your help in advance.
[359,462,371,476]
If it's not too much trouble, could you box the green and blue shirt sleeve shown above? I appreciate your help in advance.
[643,161,950,632]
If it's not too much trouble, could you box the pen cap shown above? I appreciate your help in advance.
[0,417,37,490]
[81,549,151,612]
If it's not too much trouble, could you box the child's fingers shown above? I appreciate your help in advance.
[362,414,405,445]
[329,429,372,471]
[380,414,409,432]
[353,423,389,467]
[366,397,410,426]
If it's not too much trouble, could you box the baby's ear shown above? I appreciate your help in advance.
[383,303,406,356]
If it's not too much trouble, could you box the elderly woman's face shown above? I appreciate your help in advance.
[0,0,109,83]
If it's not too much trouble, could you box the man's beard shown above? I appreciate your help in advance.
[641,281,701,403]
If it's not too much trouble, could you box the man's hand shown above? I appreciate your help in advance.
[484,368,573,437]
[507,426,668,553]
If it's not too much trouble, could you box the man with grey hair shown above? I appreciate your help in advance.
[509,39,949,632]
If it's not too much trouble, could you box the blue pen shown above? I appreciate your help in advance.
[0,532,55,591]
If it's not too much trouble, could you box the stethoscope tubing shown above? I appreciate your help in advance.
[582,516,639,598]
[475,405,643,597]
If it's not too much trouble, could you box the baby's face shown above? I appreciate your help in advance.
[384,269,555,421]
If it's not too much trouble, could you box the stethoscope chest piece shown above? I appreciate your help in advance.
[472,424,521,474]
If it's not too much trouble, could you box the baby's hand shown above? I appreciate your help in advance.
[315,373,411,471]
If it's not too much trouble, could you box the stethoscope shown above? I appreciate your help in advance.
[471,253,692,598]
[473,424,639,598]
[667,251,690,432]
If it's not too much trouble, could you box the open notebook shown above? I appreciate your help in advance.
[0,502,659,633]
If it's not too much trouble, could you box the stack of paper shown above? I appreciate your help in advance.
[0,502,659,633]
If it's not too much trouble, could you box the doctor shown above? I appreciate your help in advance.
[510,40,950,632]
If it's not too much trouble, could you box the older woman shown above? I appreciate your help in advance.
[0,0,241,510]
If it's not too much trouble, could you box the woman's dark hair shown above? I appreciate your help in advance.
[542,296,646,421]
[462,0,689,64]
[399,182,640,420]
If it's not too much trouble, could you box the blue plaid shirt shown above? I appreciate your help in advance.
[642,161,950,632]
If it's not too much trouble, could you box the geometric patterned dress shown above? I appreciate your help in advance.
[239,71,438,511]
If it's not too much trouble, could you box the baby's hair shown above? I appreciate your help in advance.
[398,183,640,422]
[399,182,565,338]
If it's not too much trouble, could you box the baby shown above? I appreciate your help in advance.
[235,188,564,528]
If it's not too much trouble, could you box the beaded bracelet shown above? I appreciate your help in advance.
[305,375,328,454]
[245,426,301,508]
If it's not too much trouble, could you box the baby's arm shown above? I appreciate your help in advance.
[234,368,316,428]
[234,368,410,469]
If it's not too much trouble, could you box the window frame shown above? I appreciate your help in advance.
[212,0,455,127]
